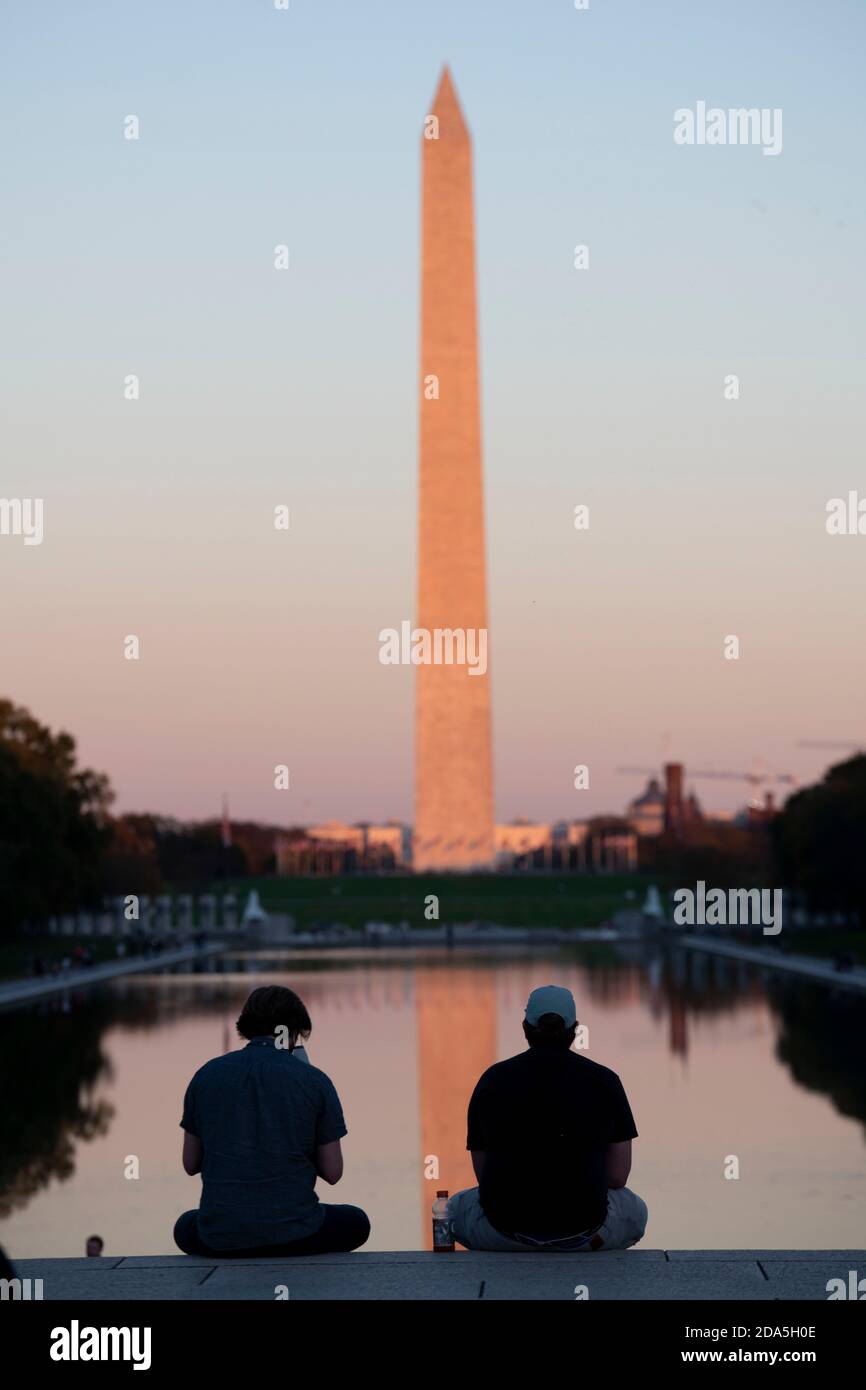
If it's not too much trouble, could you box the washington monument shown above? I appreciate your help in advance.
[414,68,495,872]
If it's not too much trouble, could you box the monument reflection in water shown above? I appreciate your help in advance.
[1,946,865,1258]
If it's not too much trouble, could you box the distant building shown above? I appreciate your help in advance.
[740,791,779,828]
[495,819,552,858]
[627,777,665,836]
[686,792,705,822]
[275,822,410,876]
[663,762,685,835]
[580,817,639,872]
[275,816,637,876]
[627,765,705,838]
[495,818,637,873]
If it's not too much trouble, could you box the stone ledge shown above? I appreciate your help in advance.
[6,1251,863,1301]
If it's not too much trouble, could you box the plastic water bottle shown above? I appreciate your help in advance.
[432,1190,454,1252]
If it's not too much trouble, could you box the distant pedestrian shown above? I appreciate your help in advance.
[86,1235,104,1258]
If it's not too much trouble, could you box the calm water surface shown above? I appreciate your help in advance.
[2,944,865,1257]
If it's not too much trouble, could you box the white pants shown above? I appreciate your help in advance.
[448,1185,648,1253]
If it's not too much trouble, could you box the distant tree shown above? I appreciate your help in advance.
[0,698,114,935]
[103,814,269,892]
[230,821,282,876]
[642,822,772,887]
[773,755,866,923]
[133,818,248,886]
[100,815,164,895]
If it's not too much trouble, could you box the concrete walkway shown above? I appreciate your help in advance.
[9,1251,862,1300]
[0,943,225,1010]
[680,936,866,994]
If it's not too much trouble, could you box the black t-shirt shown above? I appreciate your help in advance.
[466,1048,638,1239]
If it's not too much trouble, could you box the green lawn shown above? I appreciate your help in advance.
[0,876,653,981]
[210,872,658,931]
[3,886,863,980]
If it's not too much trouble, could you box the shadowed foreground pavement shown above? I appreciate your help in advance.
[10,1251,863,1300]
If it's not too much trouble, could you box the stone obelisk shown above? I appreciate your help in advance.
[415,67,494,872]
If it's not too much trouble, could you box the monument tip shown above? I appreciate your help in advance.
[429,64,468,134]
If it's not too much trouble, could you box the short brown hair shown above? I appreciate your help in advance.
[236,986,311,1043]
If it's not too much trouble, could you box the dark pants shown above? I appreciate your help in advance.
[173,1205,370,1258]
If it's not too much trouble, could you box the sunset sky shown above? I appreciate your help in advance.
[3,0,865,826]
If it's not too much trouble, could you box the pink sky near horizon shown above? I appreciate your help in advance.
[4,462,864,828]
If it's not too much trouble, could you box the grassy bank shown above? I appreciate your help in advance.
[213,872,657,932]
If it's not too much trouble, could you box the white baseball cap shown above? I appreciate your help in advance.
[525,984,577,1027]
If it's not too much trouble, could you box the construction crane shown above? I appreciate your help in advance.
[619,767,795,811]
[617,765,796,790]
[690,768,797,789]
[798,739,864,752]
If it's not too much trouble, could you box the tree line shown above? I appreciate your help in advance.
[2,696,864,936]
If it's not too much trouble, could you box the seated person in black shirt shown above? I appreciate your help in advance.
[174,985,370,1257]
[449,984,647,1251]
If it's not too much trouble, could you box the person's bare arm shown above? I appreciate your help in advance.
[182,1131,203,1176]
[316,1139,344,1185]
[605,1139,632,1189]
[471,1150,486,1182]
